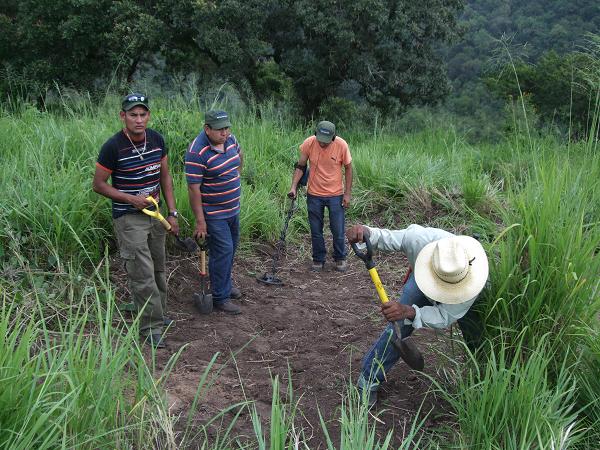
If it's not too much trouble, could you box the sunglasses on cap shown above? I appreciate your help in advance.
[125,94,146,102]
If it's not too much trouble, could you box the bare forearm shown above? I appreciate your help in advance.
[93,179,136,205]
[160,173,177,212]
[344,165,353,195]
[187,185,205,224]
[290,168,303,189]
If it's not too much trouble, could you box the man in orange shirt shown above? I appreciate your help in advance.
[288,121,353,272]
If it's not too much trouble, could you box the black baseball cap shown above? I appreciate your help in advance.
[122,93,149,111]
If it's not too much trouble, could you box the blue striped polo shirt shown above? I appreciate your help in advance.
[185,131,241,219]
[96,128,167,218]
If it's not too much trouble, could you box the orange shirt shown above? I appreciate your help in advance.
[300,135,352,197]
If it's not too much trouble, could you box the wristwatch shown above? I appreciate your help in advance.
[167,210,178,218]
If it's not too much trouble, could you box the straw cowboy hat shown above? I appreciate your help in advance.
[414,236,489,304]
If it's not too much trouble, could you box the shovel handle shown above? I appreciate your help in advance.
[199,250,206,276]
[369,266,404,340]
[141,196,172,231]
[354,239,403,338]
[367,267,389,304]
[197,235,209,276]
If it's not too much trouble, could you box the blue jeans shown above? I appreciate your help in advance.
[358,273,430,392]
[306,194,346,263]
[206,215,239,304]
[358,273,483,392]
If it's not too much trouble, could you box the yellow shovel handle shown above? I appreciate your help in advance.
[368,267,403,338]
[141,196,172,231]
[368,267,389,304]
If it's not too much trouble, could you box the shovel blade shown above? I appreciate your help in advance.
[392,337,424,371]
[193,292,213,314]
[175,236,198,253]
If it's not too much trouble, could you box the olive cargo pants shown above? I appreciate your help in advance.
[114,212,167,336]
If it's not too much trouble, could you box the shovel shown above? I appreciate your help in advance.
[141,196,198,253]
[351,238,424,371]
[192,238,213,314]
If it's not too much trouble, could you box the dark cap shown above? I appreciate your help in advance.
[315,121,335,143]
[205,110,232,129]
[122,93,149,111]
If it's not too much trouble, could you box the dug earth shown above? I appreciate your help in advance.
[113,239,460,447]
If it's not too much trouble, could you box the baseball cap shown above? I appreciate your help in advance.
[205,110,232,129]
[315,121,335,143]
[121,93,149,111]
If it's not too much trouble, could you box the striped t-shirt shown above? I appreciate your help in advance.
[96,128,167,218]
[185,131,241,219]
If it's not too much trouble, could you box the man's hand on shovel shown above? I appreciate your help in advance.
[381,302,416,322]
[142,196,198,253]
[349,224,424,371]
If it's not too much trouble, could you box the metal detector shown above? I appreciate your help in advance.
[257,197,298,286]
[257,167,308,286]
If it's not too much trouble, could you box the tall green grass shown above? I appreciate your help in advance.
[435,337,582,449]
[0,291,178,449]
[481,151,600,354]
[2,91,600,448]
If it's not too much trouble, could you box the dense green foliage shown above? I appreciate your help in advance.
[264,0,463,114]
[443,0,600,138]
[486,45,600,138]
[0,0,462,114]
[447,0,600,89]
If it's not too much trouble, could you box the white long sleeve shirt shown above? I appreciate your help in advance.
[366,224,476,330]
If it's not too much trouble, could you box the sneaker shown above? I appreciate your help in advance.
[163,317,175,327]
[311,262,324,272]
[213,300,241,315]
[230,287,242,299]
[395,338,424,370]
[142,333,166,349]
[335,260,347,272]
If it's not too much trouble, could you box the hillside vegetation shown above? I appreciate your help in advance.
[1,93,599,447]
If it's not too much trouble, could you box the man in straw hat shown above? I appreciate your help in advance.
[346,223,489,407]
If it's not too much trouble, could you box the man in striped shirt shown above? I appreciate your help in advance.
[93,93,179,349]
[185,110,243,314]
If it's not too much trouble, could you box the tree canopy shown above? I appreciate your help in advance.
[1,0,463,114]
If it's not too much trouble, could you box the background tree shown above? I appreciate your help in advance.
[265,0,463,114]
[0,0,167,96]
[486,49,598,138]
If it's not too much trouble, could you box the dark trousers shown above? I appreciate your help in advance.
[206,215,239,304]
[306,193,347,263]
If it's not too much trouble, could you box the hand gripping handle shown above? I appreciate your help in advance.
[141,196,172,231]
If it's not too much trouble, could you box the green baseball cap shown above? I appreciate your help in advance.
[315,121,336,143]
[205,110,232,129]
[122,93,149,111]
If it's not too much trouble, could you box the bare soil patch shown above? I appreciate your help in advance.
[114,237,459,448]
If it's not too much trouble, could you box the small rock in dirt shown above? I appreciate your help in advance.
[333,318,349,327]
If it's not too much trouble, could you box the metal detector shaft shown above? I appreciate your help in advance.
[268,196,296,275]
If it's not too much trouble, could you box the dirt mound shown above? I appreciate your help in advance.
[119,240,457,447]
